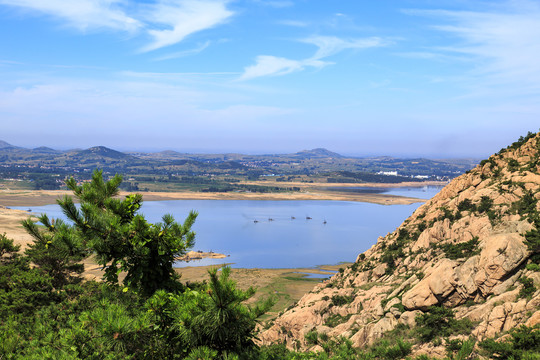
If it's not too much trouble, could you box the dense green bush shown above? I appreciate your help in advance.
[325,313,352,328]
[330,294,354,307]
[518,277,536,299]
[507,158,520,172]
[439,206,460,222]
[440,237,480,260]
[304,329,319,345]
[477,196,493,213]
[512,190,538,218]
[480,325,540,360]
[457,199,476,212]
[414,306,473,342]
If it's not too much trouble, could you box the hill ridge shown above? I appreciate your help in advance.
[0,139,16,149]
[292,148,344,159]
[260,132,540,357]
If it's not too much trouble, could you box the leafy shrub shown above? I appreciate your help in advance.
[370,339,412,360]
[524,228,540,260]
[480,324,540,360]
[457,199,476,212]
[487,210,500,226]
[414,306,473,342]
[331,294,354,307]
[438,206,461,222]
[507,158,520,172]
[397,229,409,241]
[512,191,538,218]
[477,196,494,213]
[518,277,536,299]
[304,329,318,345]
[508,131,537,151]
[325,313,352,328]
[440,237,480,260]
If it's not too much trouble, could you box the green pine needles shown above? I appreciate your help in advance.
[57,170,197,296]
[0,170,276,359]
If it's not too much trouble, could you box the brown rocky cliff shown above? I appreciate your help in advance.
[259,132,540,356]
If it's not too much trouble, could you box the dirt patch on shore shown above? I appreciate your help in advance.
[0,181,438,207]
[175,263,350,319]
[0,206,34,247]
[176,250,228,262]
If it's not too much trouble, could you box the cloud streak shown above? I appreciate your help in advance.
[239,36,386,80]
[153,41,211,61]
[239,56,329,81]
[141,0,234,52]
[407,1,540,95]
[303,36,387,59]
[0,0,234,52]
[0,0,140,32]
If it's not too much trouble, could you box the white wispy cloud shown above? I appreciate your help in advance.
[407,1,540,95]
[141,0,234,52]
[0,0,140,32]
[0,0,234,52]
[153,41,211,61]
[277,19,308,27]
[303,36,387,59]
[239,35,386,80]
[239,56,329,81]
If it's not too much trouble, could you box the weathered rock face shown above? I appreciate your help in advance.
[259,133,540,357]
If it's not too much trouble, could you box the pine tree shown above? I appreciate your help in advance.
[22,214,86,288]
[57,170,197,296]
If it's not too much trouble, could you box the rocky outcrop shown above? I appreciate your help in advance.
[260,133,540,357]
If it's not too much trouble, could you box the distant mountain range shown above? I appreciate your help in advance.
[0,139,480,180]
[0,140,17,149]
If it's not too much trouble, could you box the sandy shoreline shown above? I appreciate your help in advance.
[0,186,371,317]
[176,250,229,261]
[0,181,437,260]
[0,180,443,207]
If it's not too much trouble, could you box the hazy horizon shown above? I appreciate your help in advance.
[1,1,539,158]
[0,137,485,160]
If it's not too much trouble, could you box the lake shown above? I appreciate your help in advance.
[16,187,440,269]
[326,185,444,199]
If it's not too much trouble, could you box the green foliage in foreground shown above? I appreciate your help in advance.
[1,171,272,359]
[0,233,271,359]
[2,169,540,359]
[60,170,198,297]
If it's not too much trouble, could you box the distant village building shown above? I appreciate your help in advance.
[377,171,398,176]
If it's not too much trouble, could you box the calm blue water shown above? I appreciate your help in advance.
[15,188,440,268]
[326,185,444,200]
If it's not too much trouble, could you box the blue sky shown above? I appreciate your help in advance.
[1,0,539,157]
